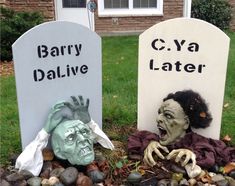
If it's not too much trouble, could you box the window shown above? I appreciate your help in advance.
[98,0,163,16]
[63,0,86,8]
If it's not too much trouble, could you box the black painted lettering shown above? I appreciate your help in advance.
[184,64,196,72]
[71,66,79,75]
[151,38,165,51]
[68,45,73,54]
[47,70,56,80]
[149,59,154,70]
[61,46,66,55]
[75,44,82,56]
[51,46,59,57]
[174,40,186,51]
[175,61,182,72]
[162,62,172,71]
[188,42,199,52]
[80,65,88,74]
[38,45,48,58]
[66,64,70,77]
[198,64,206,73]
[33,69,45,81]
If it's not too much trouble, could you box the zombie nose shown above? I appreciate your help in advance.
[77,133,85,141]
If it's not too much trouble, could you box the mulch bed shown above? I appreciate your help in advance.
[0,61,14,77]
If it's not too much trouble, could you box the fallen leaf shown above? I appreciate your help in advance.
[224,162,235,174]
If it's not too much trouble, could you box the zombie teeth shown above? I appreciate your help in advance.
[80,147,91,156]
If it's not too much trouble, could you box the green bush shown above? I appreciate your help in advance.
[191,0,232,30]
[0,7,44,61]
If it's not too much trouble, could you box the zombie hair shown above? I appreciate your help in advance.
[163,90,212,130]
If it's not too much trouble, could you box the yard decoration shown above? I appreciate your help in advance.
[15,96,114,176]
[128,90,235,169]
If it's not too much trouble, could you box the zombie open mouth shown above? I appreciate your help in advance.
[158,126,168,140]
[79,146,92,156]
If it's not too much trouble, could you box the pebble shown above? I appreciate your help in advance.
[50,168,65,178]
[211,174,225,182]
[87,169,105,183]
[42,148,54,161]
[157,179,171,186]
[216,179,229,186]
[0,179,11,186]
[14,179,27,186]
[172,173,183,182]
[19,169,34,180]
[40,169,50,179]
[60,167,78,185]
[208,172,216,177]
[127,171,142,184]
[76,172,93,186]
[208,164,220,173]
[42,161,53,172]
[185,163,202,178]
[225,176,235,186]
[48,176,60,185]
[229,170,235,179]
[171,164,187,176]
[6,172,24,182]
[41,179,50,186]
[179,178,189,186]
[27,177,42,186]
[188,178,197,186]
[170,179,178,186]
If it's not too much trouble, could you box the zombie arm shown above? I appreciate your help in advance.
[44,102,71,133]
[65,96,114,150]
[143,141,169,166]
[166,148,196,168]
[64,96,91,124]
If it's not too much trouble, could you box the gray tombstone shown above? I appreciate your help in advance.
[12,21,102,148]
[138,18,230,139]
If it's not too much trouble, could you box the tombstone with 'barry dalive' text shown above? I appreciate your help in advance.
[138,18,230,140]
[12,21,102,148]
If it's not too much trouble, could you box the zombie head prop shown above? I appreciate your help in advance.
[46,96,95,165]
[51,120,94,165]
[144,90,212,167]
[157,90,212,146]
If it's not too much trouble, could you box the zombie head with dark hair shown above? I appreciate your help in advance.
[157,90,212,145]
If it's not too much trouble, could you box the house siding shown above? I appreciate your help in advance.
[95,0,184,35]
[1,0,235,32]
[2,0,55,21]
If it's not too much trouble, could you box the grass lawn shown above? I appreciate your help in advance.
[0,33,235,165]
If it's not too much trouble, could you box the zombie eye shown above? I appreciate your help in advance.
[164,113,173,119]
[66,133,76,141]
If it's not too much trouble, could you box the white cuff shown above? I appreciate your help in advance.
[87,120,115,150]
[15,129,50,176]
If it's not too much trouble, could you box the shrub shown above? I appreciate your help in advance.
[0,7,44,61]
[191,0,232,30]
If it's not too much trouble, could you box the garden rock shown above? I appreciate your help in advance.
[76,172,93,186]
[171,164,187,176]
[87,169,105,183]
[127,171,142,184]
[179,178,189,186]
[19,169,34,180]
[0,179,11,186]
[185,163,201,178]
[229,170,235,179]
[48,176,60,185]
[50,167,65,178]
[60,167,78,185]
[27,176,42,186]
[6,172,24,182]
[211,174,225,182]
